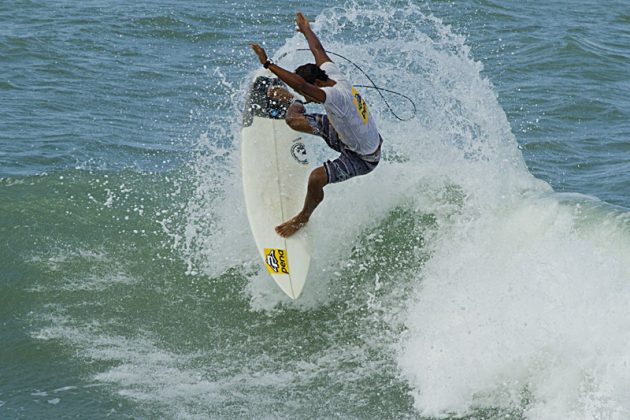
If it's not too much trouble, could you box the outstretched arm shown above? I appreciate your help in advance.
[250,43,326,103]
[296,12,331,66]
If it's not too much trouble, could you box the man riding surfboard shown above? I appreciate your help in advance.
[250,12,382,238]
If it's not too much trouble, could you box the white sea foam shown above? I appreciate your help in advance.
[31,310,390,418]
[27,247,137,292]
[398,192,630,418]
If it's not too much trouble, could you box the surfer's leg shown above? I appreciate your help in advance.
[324,150,380,184]
[285,102,318,134]
[275,166,328,238]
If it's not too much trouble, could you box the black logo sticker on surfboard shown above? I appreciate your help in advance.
[290,139,308,165]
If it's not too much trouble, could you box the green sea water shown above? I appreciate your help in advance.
[2,1,630,418]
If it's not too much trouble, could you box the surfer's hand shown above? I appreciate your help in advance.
[268,86,294,103]
[250,43,268,64]
[296,12,310,33]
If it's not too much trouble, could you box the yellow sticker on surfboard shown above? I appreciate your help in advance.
[264,248,290,275]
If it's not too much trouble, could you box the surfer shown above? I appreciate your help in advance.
[251,12,382,238]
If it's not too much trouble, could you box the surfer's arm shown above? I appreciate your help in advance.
[250,43,326,103]
[285,101,317,134]
[268,64,326,103]
[296,12,331,66]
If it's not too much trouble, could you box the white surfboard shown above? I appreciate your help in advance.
[241,70,312,299]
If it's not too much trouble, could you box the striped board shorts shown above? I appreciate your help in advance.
[305,113,382,184]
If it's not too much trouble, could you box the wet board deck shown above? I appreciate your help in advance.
[241,70,312,299]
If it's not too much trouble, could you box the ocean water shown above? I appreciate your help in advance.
[2,0,630,418]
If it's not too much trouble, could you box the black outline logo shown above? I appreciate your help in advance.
[266,249,279,272]
[290,141,308,165]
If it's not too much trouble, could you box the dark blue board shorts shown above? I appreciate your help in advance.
[305,113,382,184]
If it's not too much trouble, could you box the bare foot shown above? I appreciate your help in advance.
[275,214,308,238]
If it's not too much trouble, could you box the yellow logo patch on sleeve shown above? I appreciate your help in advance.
[264,248,290,275]
[352,86,369,124]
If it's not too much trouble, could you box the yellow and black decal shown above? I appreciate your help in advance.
[264,248,290,275]
[352,86,369,124]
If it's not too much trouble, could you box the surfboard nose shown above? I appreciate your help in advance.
[243,74,288,127]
